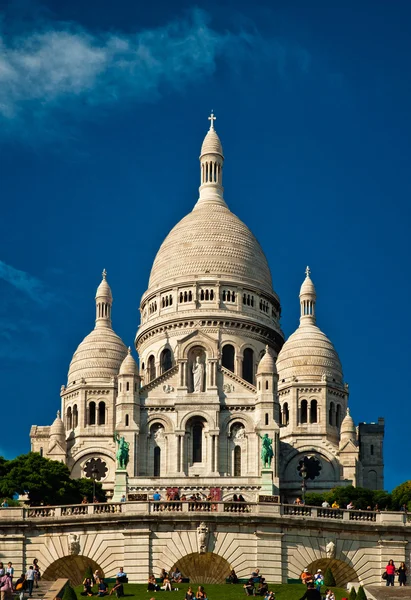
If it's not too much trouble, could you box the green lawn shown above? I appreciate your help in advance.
[73,583,349,600]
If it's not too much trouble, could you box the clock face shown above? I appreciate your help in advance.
[297,455,322,481]
[84,457,108,481]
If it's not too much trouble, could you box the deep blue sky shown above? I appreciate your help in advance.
[0,0,410,491]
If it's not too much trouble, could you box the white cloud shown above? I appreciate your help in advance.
[0,260,54,306]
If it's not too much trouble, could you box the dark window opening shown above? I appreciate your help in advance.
[300,400,308,424]
[98,401,106,425]
[154,446,161,477]
[242,348,254,384]
[161,348,172,373]
[192,424,203,463]
[234,446,241,476]
[222,344,235,372]
[89,402,96,425]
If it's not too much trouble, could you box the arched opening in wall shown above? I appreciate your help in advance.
[310,400,318,423]
[370,444,374,456]
[188,346,206,393]
[192,423,203,463]
[300,400,308,424]
[42,556,105,587]
[73,404,78,428]
[98,401,106,425]
[148,355,156,381]
[265,413,269,426]
[89,402,96,426]
[367,470,378,489]
[336,404,342,428]
[161,348,172,373]
[154,446,161,477]
[242,348,254,384]
[170,553,232,584]
[329,402,335,426]
[222,344,235,372]
[305,558,358,588]
[39,447,43,457]
[126,382,130,391]
[125,414,129,427]
[265,380,269,390]
[66,407,72,430]
[234,445,241,476]
[283,402,289,426]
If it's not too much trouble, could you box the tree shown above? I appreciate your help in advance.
[348,587,357,600]
[324,568,336,587]
[391,481,411,510]
[304,492,325,506]
[356,586,367,600]
[75,478,105,503]
[84,566,94,581]
[62,584,78,600]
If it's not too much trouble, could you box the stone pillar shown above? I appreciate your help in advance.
[113,470,128,502]
[123,527,151,583]
[255,530,283,583]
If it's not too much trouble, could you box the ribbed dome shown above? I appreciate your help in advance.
[148,203,273,295]
[50,412,65,438]
[68,328,127,385]
[257,345,277,375]
[340,408,356,436]
[300,274,316,297]
[276,323,343,384]
[201,128,223,157]
[119,347,138,376]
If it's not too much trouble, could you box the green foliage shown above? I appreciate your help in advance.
[0,453,106,506]
[391,481,411,510]
[303,486,391,510]
[84,566,94,581]
[304,492,325,506]
[356,586,367,600]
[324,568,336,587]
[62,584,78,600]
[348,587,357,600]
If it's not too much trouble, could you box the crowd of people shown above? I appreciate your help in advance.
[300,568,335,600]
[0,559,41,600]
[82,568,128,597]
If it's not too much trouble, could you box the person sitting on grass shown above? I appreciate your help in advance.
[256,578,268,596]
[81,577,94,596]
[300,569,313,586]
[251,569,261,583]
[171,569,182,583]
[161,576,172,591]
[243,578,255,596]
[324,590,335,600]
[185,587,194,600]
[159,569,168,583]
[109,578,124,598]
[299,582,321,600]
[227,569,238,584]
[97,579,108,596]
[196,585,207,600]
[263,592,275,600]
[147,574,160,592]
[116,568,127,583]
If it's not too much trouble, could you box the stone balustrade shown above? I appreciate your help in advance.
[0,502,407,525]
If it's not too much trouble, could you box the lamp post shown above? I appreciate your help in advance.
[300,463,307,505]
[91,464,98,501]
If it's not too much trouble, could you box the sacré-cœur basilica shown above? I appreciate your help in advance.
[30,114,384,502]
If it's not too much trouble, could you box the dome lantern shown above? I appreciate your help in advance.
[95,269,113,329]
[196,112,227,209]
[300,266,317,325]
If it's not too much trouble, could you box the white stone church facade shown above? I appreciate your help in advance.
[30,116,384,501]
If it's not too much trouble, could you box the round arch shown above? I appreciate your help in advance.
[69,449,115,480]
[306,558,358,587]
[147,413,174,434]
[179,338,217,360]
[180,410,214,431]
[220,412,254,434]
[170,552,232,584]
[280,446,341,481]
[42,555,104,586]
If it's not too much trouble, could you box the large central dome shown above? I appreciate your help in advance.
[148,202,273,296]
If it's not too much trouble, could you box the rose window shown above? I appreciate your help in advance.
[84,458,108,481]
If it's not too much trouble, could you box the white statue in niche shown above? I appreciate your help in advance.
[154,426,165,440]
[234,426,246,440]
[69,533,80,555]
[326,540,336,559]
[197,521,208,553]
[192,356,205,392]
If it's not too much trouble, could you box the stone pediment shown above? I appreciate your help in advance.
[141,365,179,394]
[177,329,218,359]
[48,440,66,456]
[219,365,257,394]
[339,439,358,454]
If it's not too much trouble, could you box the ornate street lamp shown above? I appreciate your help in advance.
[300,463,307,504]
[91,464,99,501]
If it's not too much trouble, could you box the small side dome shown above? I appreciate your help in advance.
[340,408,356,437]
[257,345,277,375]
[119,347,138,376]
[50,411,65,439]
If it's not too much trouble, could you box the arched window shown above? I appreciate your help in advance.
[192,423,203,463]
[336,404,342,428]
[222,344,235,372]
[329,402,335,426]
[265,413,269,426]
[89,402,96,426]
[126,382,130,391]
[154,447,161,477]
[161,348,172,373]
[242,348,254,384]
[300,400,308,424]
[125,414,129,427]
[98,401,106,425]
[310,399,318,423]
[39,447,43,457]
[234,446,241,476]
[66,407,72,430]
[367,470,377,489]
[188,291,193,301]
[73,404,78,428]
[148,355,156,381]
[265,380,269,390]
[283,402,289,426]
[370,444,374,456]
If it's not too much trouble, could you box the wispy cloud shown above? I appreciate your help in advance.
[0,260,55,306]
[0,9,310,134]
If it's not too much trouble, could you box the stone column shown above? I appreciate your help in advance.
[255,530,283,583]
[123,527,151,583]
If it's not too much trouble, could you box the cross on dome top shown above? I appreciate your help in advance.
[305,265,311,278]
[102,268,107,280]
[208,111,216,130]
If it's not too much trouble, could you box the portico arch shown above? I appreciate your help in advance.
[306,558,358,587]
[42,555,104,586]
[170,552,232,584]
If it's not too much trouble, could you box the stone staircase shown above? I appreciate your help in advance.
[30,580,55,598]
[366,586,411,600]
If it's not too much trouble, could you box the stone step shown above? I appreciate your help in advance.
[366,586,411,600]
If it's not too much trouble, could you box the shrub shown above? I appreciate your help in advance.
[348,587,357,600]
[84,565,94,580]
[356,586,367,600]
[62,585,78,600]
[324,568,336,587]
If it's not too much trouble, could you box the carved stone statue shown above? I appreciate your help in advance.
[326,540,336,559]
[113,432,130,470]
[192,356,205,392]
[197,521,208,553]
[258,433,274,468]
[69,534,80,555]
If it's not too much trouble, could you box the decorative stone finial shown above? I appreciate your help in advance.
[305,265,311,278]
[127,346,131,354]
[102,268,107,280]
[57,410,61,419]
[208,111,216,130]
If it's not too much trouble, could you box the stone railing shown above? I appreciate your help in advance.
[0,502,407,526]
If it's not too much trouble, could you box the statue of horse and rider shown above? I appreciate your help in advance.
[258,433,274,468]
[113,432,130,470]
